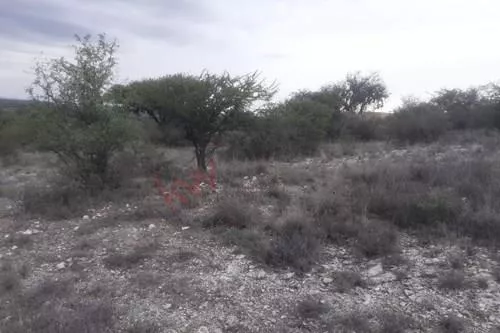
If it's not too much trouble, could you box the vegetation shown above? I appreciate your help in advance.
[2,31,500,332]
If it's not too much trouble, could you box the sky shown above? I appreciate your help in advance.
[1,0,499,110]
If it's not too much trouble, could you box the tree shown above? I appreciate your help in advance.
[322,72,389,115]
[28,34,138,190]
[113,71,276,170]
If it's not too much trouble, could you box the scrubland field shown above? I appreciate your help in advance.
[1,34,500,333]
[2,132,500,333]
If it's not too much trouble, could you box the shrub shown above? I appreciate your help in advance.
[438,315,465,333]
[296,297,329,320]
[344,156,500,246]
[340,113,383,141]
[203,198,255,229]
[266,217,321,272]
[29,34,141,193]
[21,179,91,220]
[385,102,449,143]
[354,220,399,258]
[438,270,467,290]
[332,271,366,293]
[225,99,331,160]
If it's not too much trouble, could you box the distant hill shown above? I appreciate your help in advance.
[0,98,33,111]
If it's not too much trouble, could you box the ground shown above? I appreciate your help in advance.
[1,137,500,333]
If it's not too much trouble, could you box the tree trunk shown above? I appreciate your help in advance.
[195,144,207,171]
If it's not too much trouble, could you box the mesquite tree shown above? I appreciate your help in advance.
[111,71,276,170]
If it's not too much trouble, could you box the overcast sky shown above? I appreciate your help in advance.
[1,0,499,110]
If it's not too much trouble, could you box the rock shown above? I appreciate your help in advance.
[367,263,384,277]
[56,262,66,270]
[252,176,257,182]
[255,270,266,279]
[322,277,334,284]
[197,327,209,333]
[244,176,249,180]
[11,245,18,250]
[181,226,190,231]
[82,215,90,220]
[148,224,156,230]
[20,229,33,235]
[165,303,172,309]
[371,272,397,284]
[74,226,79,231]
[226,262,241,276]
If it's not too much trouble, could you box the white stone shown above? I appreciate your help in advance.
[284,272,295,280]
[74,226,79,231]
[255,270,266,279]
[367,263,384,277]
[148,224,156,230]
[11,245,18,250]
[322,277,334,284]
[181,226,190,231]
[56,262,66,270]
[20,229,33,235]
[226,315,238,326]
[197,327,209,333]
[82,215,90,220]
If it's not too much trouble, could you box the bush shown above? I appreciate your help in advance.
[385,102,449,143]
[21,179,91,220]
[225,99,331,160]
[340,113,384,141]
[354,220,399,258]
[295,297,329,320]
[343,155,500,246]
[266,218,321,272]
[34,107,141,192]
[203,198,255,229]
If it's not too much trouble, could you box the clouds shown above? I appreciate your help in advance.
[1,0,499,109]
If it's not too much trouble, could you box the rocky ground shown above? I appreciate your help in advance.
[1,142,500,333]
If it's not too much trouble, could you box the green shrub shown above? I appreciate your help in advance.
[385,102,449,143]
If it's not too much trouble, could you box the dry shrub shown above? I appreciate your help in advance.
[343,154,500,246]
[354,220,399,258]
[438,270,467,290]
[333,271,366,293]
[266,217,321,272]
[296,297,329,320]
[438,315,465,333]
[203,198,256,229]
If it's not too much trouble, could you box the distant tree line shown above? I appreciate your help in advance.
[1,34,499,193]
